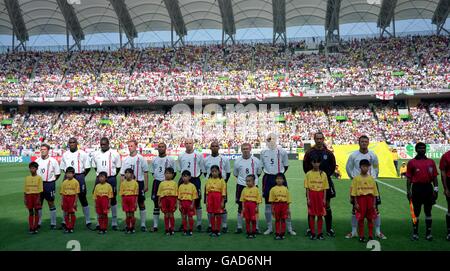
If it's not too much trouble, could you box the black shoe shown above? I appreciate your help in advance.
[28,229,35,234]
[326,229,335,237]
[305,229,312,237]
[188,231,193,236]
[310,234,316,240]
[141,226,147,232]
[368,236,374,241]
[183,231,188,236]
[98,230,105,235]
[36,225,41,230]
[281,235,285,240]
[252,234,256,239]
[153,227,158,232]
[196,225,202,232]
[425,234,433,241]
[86,223,92,230]
[318,233,325,240]
[170,231,175,236]
[275,235,282,240]
[64,229,70,234]
[59,223,66,230]
[95,225,101,231]
[235,228,243,234]
[207,226,212,233]
[446,234,450,241]
[112,225,118,231]
[50,225,57,230]
[246,234,252,239]
[222,227,228,233]
[70,229,74,233]
[359,237,366,243]
[255,229,261,235]
[411,234,419,241]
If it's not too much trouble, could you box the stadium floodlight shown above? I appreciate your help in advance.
[4,0,28,51]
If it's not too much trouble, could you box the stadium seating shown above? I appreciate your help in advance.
[0,35,448,100]
[0,102,448,152]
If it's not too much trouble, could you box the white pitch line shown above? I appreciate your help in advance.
[376,179,447,212]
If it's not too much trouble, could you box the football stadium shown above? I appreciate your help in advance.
[0,0,450,253]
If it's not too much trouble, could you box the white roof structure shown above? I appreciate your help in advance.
[0,0,446,42]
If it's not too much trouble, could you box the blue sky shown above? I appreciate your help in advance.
[0,18,448,50]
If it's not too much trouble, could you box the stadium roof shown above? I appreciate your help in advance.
[0,0,443,37]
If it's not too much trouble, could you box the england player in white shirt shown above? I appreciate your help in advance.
[150,142,175,232]
[260,133,295,235]
[203,141,231,233]
[120,140,149,232]
[233,143,262,233]
[91,137,122,230]
[178,138,204,231]
[60,138,92,229]
[35,144,61,229]
[345,135,386,240]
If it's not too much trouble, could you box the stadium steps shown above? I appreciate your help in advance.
[130,49,143,75]
[96,51,109,79]
[61,52,74,82]
[29,55,41,80]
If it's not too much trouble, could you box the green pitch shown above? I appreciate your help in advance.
[1,159,449,251]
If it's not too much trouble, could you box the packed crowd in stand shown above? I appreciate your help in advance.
[1,101,448,152]
[0,35,449,100]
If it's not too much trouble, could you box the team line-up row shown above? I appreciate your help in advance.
[23,133,450,242]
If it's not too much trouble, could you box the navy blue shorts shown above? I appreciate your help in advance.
[73,174,87,195]
[262,174,287,204]
[235,184,246,204]
[151,179,162,202]
[137,181,145,204]
[41,181,56,202]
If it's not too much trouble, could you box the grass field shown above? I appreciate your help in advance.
[1,159,449,251]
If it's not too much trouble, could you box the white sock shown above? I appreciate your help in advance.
[237,213,243,229]
[38,209,42,225]
[287,217,293,232]
[196,208,202,226]
[222,212,227,228]
[140,209,146,227]
[153,214,159,228]
[375,215,381,234]
[265,204,272,230]
[207,213,212,227]
[50,208,57,226]
[351,214,357,234]
[83,206,91,224]
[111,205,118,226]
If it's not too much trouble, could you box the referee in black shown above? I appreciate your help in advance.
[406,142,439,241]
[303,132,337,237]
